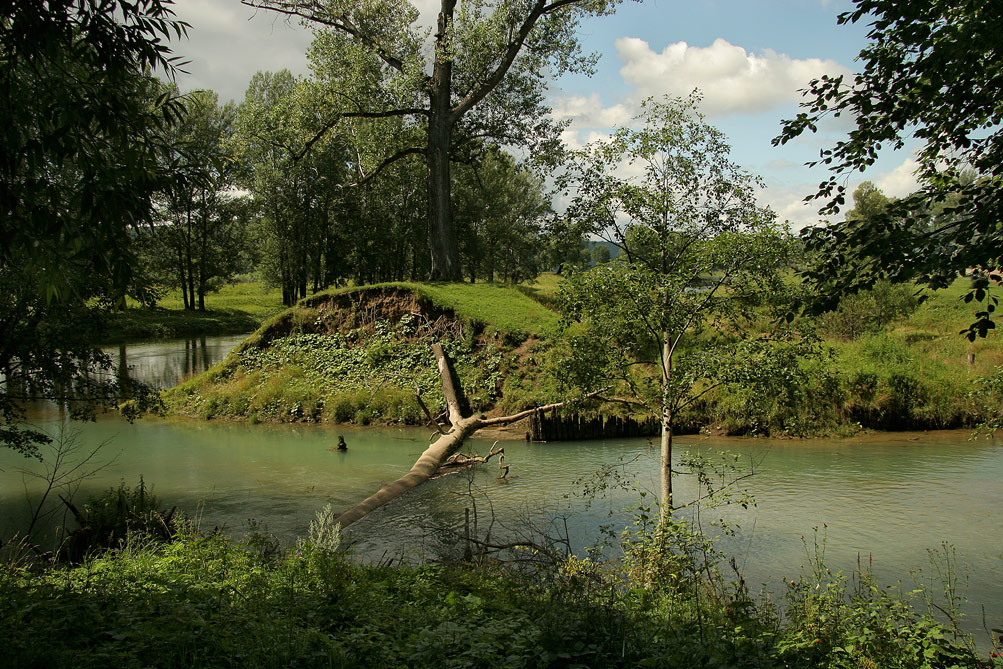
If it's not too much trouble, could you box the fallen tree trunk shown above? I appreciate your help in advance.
[335,344,594,529]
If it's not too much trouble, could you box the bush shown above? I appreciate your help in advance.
[817,280,919,340]
[60,478,177,562]
[0,507,989,669]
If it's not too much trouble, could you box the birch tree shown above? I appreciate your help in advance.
[558,95,796,520]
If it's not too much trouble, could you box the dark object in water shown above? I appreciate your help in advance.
[336,435,348,451]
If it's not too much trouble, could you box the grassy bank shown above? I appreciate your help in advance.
[99,281,285,343]
[2,518,990,668]
[702,279,1003,436]
[163,284,560,424]
[160,276,1003,436]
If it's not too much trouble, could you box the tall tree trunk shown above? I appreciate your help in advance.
[426,0,461,282]
[198,188,208,312]
[177,245,189,311]
[660,332,673,523]
[184,202,196,311]
[427,117,459,281]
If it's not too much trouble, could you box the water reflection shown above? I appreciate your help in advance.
[1,334,1001,647]
[103,334,246,389]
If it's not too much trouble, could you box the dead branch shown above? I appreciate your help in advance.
[414,386,447,435]
[443,443,504,468]
[334,346,604,529]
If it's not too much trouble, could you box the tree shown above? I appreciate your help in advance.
[335,344,603,529]
[1,1,187,299]
[591,244,611,265]
[243,0,621,280]
[235,70,356,305]
[0,1,186,456]
[154,89,250,311]
[774,0,1003,339]
[559,95,795,521]
[453,147,551,283]
[845,181,891,224]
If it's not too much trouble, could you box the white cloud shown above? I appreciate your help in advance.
[765,158,799,171]
[874,158,920,198]
[170,0,315,101]
[615,37,850,117]
[760,156,921,232]
[559,127,614,152]
[763,191,825,231]
[551,93,633,128]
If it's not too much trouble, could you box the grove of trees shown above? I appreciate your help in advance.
[241,0,622,280]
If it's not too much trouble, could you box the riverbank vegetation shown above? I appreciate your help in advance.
[162,284,559,425]
[1,501,991,668]
[161,274,1003,438]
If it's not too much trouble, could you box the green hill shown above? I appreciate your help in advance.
[163,283,562,424]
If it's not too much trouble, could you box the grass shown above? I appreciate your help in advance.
[416,281,561,337]
[150,281,286,320]
[515,271,565,310]
[308,280,562,338]
[99,281,285,343]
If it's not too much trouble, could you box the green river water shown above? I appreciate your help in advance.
[1,336,1001,645]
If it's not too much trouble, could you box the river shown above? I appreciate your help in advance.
[1,336,1000,646]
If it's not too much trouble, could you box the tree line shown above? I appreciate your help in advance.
[131,75,576,309]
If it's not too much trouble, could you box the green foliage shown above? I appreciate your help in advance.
[0,515,987,668]
[60,479,178,562]
[166,310,508,423]
[0,1,187,456]
[776,531,981,669]
[816,280,919,340]
[454,147,552,283]
[557,94,800,446]
[776,1,1003,337]
[251,0,622,279]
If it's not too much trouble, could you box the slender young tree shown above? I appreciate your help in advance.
[243,0,622,280]
[559,95,795,520]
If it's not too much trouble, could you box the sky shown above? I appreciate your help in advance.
[165,0,921,230]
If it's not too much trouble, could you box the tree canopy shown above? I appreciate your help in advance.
[243,0,624,280]
[775,0,1003,339]
[0,0,187,456]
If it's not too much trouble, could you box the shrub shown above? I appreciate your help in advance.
[60,478,177,562]
[817,280,919,339]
